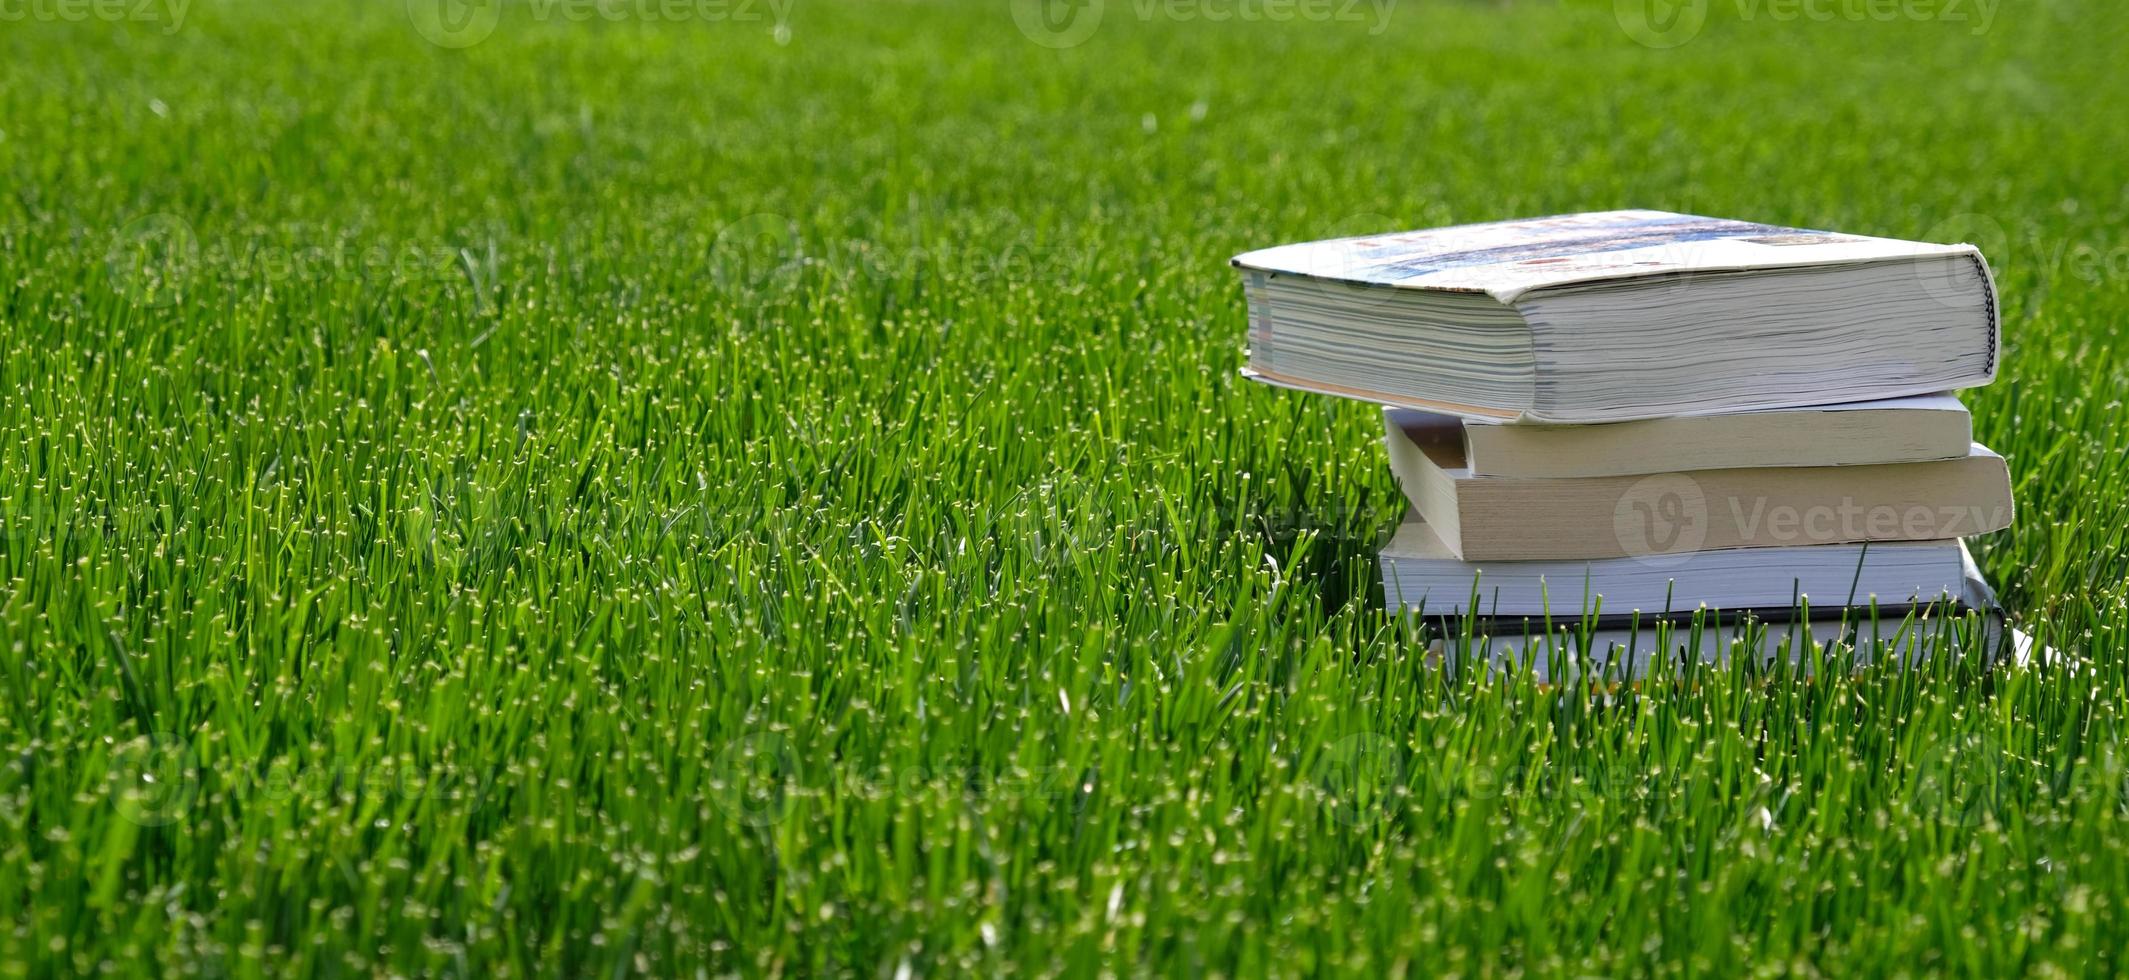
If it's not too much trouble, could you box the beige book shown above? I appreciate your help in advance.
[1386,413,2014,561]
[1414,393,1972,479]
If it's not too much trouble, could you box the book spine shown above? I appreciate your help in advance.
[1967,252,2001,381]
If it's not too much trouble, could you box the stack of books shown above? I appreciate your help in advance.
[1232,210,2017,672]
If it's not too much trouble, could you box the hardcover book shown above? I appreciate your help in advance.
[1406,394,1974,479]
[1378,513,1990,619]
[1384,411,2014,561]
[1234,210,1998,422]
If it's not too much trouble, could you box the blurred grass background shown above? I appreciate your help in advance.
[3,0,2129,974]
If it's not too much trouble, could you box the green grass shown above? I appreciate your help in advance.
[3,0,2129,974]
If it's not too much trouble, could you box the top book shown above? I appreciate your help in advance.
[1233,210,1999,423]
